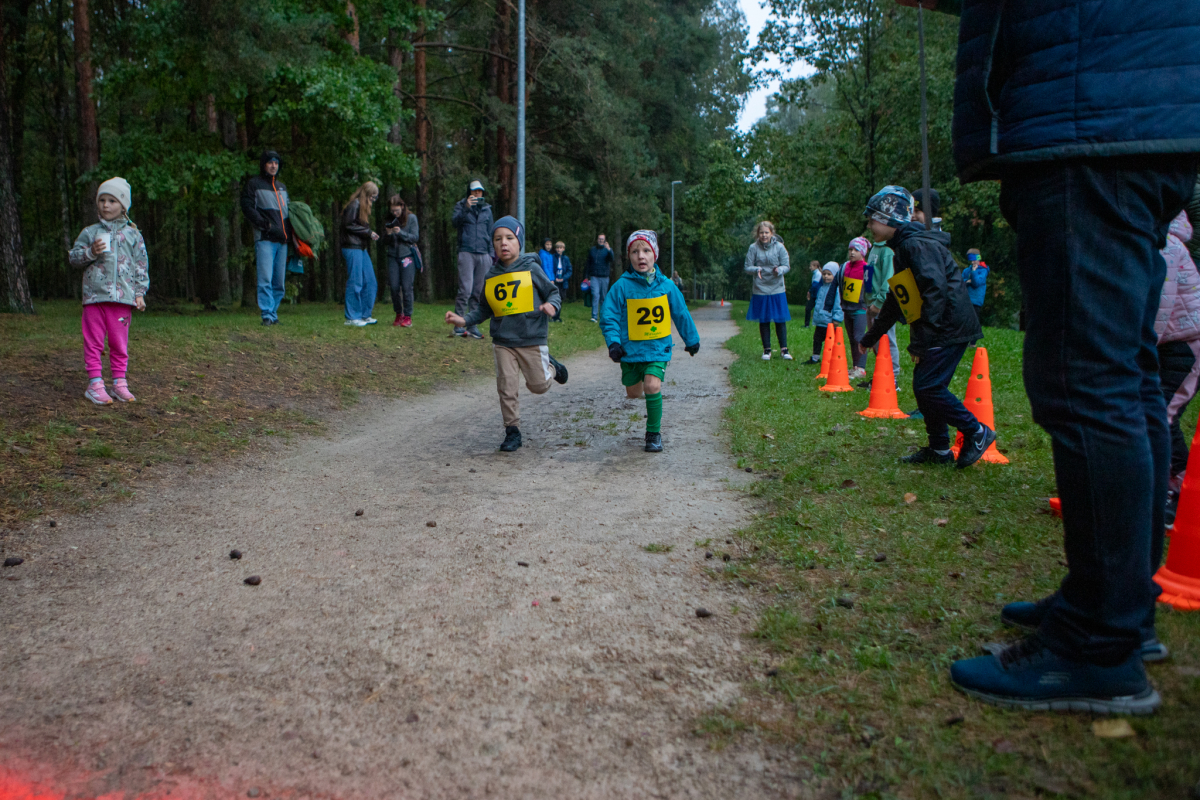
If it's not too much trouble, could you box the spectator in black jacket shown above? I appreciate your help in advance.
[341,181,380,327]
[239,150,290,326]
[586,233,614,322]
[859,185,991,468]
[451,180,494,339]
[384,195,419,328]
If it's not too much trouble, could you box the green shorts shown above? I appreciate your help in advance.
[621,361,667,387]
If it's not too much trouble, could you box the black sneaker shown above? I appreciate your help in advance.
[900,447,954,465]
[956,424,996,469]
[1166,487,1180,528]
[549,356,568,384]
[261,319,272,327]
[951,636,1161,714]
[644,432,663,452]
[466,326,484,340]
[499,426,522,452]
[857,379,873,389]
[1000,595,1169,662]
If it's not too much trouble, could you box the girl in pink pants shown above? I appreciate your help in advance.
[68,177,149,405]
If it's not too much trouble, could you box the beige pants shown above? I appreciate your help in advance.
[495,344,554,428]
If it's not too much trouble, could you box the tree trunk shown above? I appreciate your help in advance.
[0,6,34,313]
[73,0,100,223]
[215,211,231,305]
[387,29,404,152]
[344,1,360,53]
[414,0,433,302]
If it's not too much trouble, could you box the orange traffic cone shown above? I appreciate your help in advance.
[858,336,906,418]
[820,326,854,393]
[720,298,725,307]
[951,347,1009,464]
[1155,419,1200,609]
[816,323,834,380]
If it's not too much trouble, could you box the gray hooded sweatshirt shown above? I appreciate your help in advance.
[744,237,791,295]
[461,252,562,347]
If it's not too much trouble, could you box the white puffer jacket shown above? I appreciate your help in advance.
[1157,212,1200,344]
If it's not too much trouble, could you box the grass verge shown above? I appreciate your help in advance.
[0,298,605,526]
[715,301,1200,799]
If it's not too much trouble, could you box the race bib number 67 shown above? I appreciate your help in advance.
[888,270,923,323]
[626,295,671,340]
[485,271,535,316]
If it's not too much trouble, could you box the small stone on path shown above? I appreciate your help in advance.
[230,549,242,560]
[695,608,712,618]
[355,509,364,516]
[244,575,262,586]
[426,521,437,527]
[3,558,23,567]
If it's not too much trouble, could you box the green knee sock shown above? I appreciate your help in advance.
[645,392,663,433]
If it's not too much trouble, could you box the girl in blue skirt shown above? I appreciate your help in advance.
[744,221,792,360]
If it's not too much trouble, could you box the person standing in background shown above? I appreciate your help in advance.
[341,181,380,327]
[384,195,419,328]
[586,233,614,322]
[962,248,989,319]
[451,180,494,339]
[239,150,290,327]
[744,221,793,361]
[551,241,572,322]
[804,259,821,327]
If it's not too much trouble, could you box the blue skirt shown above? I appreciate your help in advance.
[746,292,791,323]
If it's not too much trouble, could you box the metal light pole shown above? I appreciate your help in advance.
[670,180,682,280]
[516,0,526,229]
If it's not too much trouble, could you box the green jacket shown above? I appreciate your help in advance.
[866,240,894,309]
[462,253,561,347]
[289,201,325,253]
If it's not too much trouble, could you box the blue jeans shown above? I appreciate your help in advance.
[999,156,1196,665]
[342,248,377,321]
[591,276,610,319]
[911,342,979,451]
[255,240,287,321]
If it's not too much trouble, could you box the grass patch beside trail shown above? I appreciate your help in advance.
[0,298,605,526]
[716,301,1200,798]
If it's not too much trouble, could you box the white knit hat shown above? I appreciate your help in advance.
[97,177,132,212]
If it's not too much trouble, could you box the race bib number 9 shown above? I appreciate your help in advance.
[888,270,923,323]
[485,271,535,317]
[626,295,671,340]
[841,278,864,303]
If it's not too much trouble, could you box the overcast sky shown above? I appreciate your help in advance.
[736,0,809,132]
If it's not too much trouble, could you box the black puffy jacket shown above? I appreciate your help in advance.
[240,150,290,244]
[861,223,981,357]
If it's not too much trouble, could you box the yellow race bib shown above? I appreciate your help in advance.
[841,277,864,303]
[485,271,535,317]
[626,295,671,340]
[888,270,923,323]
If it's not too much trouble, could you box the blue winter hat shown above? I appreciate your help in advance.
[864,185,915,228]
[492,216,525,250]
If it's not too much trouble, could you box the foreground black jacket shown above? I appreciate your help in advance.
[240,150,290,244]
[341,199,373,250]
[861,223,981,357]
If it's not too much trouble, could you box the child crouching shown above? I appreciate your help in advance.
[600,231,700,452]
[68,177,148,405]
[809,262,843,363]
[445,216,568,452]
[858,186,992,468]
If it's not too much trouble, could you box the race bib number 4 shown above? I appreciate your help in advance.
[888,270,923,323]
[485,271,535,317]
[841,278,864,303]
[627,295,671,340]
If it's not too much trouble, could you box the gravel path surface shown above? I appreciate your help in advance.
[0,305,807,799]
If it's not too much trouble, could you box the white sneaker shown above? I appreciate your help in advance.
[762,350,772,361]
[365,317,378,325]
[346,319,368,327]
[848,367,867,379]
[781,349,794,361]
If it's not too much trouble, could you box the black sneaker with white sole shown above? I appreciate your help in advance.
[549,356,568,384]
[900,447,954,465]
[499,426,522,452]
[644,432,663,452]
[956,424,996,469]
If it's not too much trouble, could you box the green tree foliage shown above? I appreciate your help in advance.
[6,0,753,306]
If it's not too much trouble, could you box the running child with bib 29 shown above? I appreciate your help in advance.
[600,231,700,453]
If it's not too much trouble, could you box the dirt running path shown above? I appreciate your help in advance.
[0,305,800,799]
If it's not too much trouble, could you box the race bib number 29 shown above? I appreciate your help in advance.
[626,295,671,340]
[888,270,923,323]
[485,271,535,317]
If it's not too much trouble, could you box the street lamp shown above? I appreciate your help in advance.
[670,180,682,282]
[516,0,526,227]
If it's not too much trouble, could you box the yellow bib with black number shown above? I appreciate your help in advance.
[841,277,864,303]
[888,270,923,323]
[626,295,671,340]
[485,271,534,316]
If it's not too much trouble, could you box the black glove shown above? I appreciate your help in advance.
[685,343,700,356]
[608,342,625,363]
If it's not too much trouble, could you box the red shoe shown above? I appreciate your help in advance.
[401,315,413,328]
[392,314,402,327]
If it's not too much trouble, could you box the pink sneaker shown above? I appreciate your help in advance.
[401,315,413,328]
[112,378,136,402]
[85,379,113,405]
